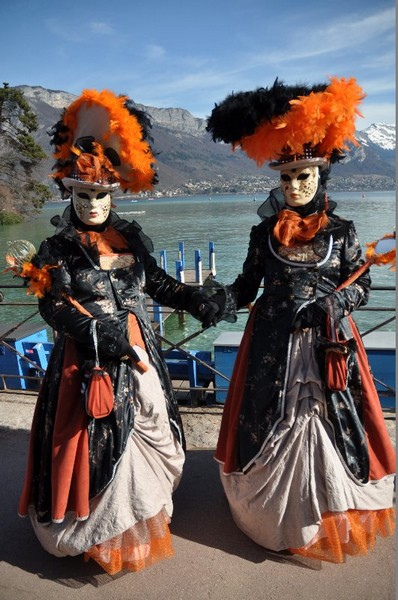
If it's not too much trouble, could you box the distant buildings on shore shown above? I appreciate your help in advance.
[151,175,396,197]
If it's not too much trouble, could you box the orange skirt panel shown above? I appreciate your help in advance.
[51,338,90,522]
[349,317,396,480]
[215,305,257,473]
[18,338,90,522]
[127,312,146,350]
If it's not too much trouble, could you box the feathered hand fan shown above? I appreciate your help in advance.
[336,232,396,292]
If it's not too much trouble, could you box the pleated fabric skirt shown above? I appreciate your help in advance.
[29,347,185,574]
[220,331,395,562]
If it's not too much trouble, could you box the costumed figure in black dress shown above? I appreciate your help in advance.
[206,76,396,563]
[15,89,219,574]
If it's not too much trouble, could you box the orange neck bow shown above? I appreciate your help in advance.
[273,209,329,247]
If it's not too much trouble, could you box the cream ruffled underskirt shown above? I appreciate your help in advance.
[220,330,395,551]
[29,347,185,557]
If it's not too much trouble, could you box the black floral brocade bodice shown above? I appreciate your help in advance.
[225,213,372,480]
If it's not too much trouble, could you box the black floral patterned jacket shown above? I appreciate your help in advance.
[224,212,372,482]
[28,211,198,521]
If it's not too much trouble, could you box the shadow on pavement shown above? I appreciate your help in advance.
[172,449,321,571]
[0,428,320,591]
[0,426,123,588]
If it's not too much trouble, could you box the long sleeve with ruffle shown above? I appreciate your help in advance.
[228,221,267,309]
[144,252,198,311]
[315,220,370,319]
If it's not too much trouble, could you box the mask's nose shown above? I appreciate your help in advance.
[89,197,102,206]
[88,192,108,204]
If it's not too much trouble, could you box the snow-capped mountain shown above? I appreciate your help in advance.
[339,124,396,181]
[358,124,396,151]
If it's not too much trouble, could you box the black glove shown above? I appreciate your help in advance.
[293,302,327,330]
[190,291,222,328]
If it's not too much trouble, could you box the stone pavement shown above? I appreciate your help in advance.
[0,391,396,600]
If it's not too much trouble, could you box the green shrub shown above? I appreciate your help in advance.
[0,211,25,225]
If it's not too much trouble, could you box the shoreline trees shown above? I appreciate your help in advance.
[0,83,51,224]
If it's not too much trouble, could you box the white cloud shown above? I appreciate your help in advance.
[242,7,395,68]
[89,21,115,35]
[360,101,396,128]
[145,44,166,60]
[317,7,395,48]
[44,18,71,41]
[41,5,395,126]
[45,17,115,41]
[359,74,396,96]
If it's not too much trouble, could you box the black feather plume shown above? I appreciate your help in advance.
[206,79,328,144]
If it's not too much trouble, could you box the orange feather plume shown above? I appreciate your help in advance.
[52,89,156,193]
[240,77,365,165]
[20,263,56,298]
[365,233,396,271]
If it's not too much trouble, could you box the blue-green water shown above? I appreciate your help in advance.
[0,191,395,351]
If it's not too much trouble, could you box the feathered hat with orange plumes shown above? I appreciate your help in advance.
[50,89,157,196]
[206,76,365,170]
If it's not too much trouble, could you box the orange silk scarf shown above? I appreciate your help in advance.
[273,209,329,247]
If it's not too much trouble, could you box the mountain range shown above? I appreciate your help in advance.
[18,85,396,196]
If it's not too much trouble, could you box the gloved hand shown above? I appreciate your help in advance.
[190,291,223,328]
[293,302,327,330]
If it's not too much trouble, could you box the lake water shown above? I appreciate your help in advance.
[0,191,395,351]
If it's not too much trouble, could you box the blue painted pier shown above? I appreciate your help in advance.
[211,330,396,410]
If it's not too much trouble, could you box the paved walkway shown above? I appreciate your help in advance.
[0,393,395,600]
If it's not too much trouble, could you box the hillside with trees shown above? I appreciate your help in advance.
[0,84,51,223]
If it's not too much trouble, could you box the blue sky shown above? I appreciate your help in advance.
[1,0,395,129]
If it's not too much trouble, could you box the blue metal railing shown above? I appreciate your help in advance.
[0,283,395,408]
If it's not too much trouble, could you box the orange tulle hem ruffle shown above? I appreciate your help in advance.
[84,510,174,575]
[289,507,395,564]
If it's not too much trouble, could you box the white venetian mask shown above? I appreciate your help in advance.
[72,187,112,226]
[280,166,319,207]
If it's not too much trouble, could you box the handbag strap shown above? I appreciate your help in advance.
[324,295,340,342]
[90,319,100,368]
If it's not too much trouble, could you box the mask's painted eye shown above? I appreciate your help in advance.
[77,192,90,199]
[281,174,291,182]
[297,173,310,181]
[96,192,108,199]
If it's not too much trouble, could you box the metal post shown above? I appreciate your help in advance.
[209,241,216,276]
[178,241,185,270]
[152,302,164,335]
[175,260,185,283]
[195,250,203,285]
[160,249,167,272]
[175,259,185,324]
